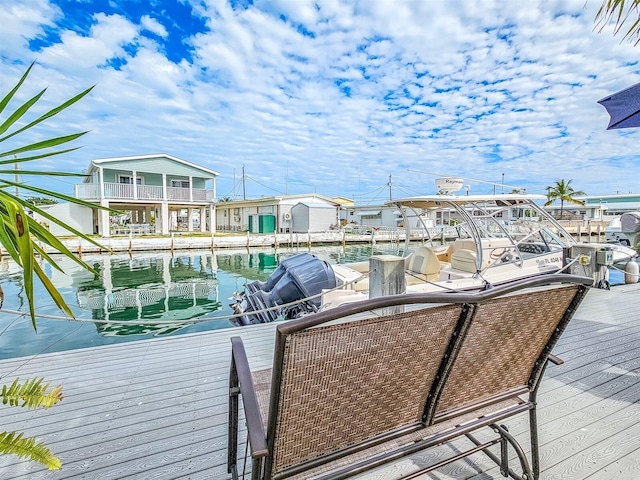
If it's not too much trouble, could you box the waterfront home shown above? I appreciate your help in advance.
[216,194,348,233]
[544,193,640,222]
[74,154,219,237]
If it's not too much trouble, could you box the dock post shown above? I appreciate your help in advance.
[369,255,406,298]
[369,255,405,315]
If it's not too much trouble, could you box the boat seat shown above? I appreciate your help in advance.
[450,248,479,273]
[440,239,476,262]
[405,246,442,285]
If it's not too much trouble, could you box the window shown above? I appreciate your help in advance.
[119,176,142,185]
[171,180,189,188]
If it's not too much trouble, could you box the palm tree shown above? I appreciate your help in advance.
[595,0,640,45]
[0,62,109,470]
[544,179,586,219]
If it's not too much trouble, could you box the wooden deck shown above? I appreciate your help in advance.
[1,284,639,479]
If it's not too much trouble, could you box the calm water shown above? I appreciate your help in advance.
[0,245,402,360]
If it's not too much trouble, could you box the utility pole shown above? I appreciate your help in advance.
[501,173,504,194]
[242,165,246,201]
[388,174,392,201]
[233,168,236,200]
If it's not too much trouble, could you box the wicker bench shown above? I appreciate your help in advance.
[228,274,591,480]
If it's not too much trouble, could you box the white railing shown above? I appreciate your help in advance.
[193,189,215,202]
[75,183,100,199]
[76,182,213,203]
[137,185,163,200]
[103,183,133,199]
[167,186,191,201]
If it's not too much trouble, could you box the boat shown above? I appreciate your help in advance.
[605,216,626,245]
[231,186,638,325]
[604,212,640,248]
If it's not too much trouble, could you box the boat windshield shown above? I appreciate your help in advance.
[398,197,573,268]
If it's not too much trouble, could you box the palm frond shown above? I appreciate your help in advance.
[594,0,640,45]
[0,84,94,144]
[0,147,82,166]
[0,132,88,158]
[0,431,61,470]
[0,61,35,118]
[1,378,63,409]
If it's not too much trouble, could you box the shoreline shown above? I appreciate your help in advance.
[42,231,395,255]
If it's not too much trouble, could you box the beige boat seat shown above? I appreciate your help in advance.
[439,239,476,262]
[450,248,479,273]
[449,238,513,273]
[405,246,443,285]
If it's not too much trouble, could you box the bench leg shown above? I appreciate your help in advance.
[228,359,240,478]
[529,400,541,480]
[493,424,535,480]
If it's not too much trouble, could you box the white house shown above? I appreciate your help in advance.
[74,154,219,237]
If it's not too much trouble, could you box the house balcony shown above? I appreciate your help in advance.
[75,183,215,203]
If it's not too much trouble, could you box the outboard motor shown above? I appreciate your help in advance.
[245,252,318,294]
[231,253,337,326]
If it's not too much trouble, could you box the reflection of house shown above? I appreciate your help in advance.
[74,154,219,237]
[74,253,220,330]
[216,194,347,233]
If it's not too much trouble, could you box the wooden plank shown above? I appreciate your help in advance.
[0,285,639,479]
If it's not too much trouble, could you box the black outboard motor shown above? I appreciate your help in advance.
[231,253,337,326]
[245,252,318,294]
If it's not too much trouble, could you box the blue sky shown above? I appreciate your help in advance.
[2,0,640,203]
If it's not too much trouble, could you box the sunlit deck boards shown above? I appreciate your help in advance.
[1,284,639,479]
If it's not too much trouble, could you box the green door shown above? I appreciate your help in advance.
[258,215,276,233]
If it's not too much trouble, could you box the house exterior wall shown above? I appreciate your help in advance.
[76,154,218,237]
[291,203,336,232]
[215,195,340,232]
[31,203,94,236]
[101,169,207,189]
[354,205,402,228]
[91,156,216,179]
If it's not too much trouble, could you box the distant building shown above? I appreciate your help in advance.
[216,194,347,233]
[347,204,402,228]
[29,202,94,236]
[544,194,640,221]
[74,154,219,237]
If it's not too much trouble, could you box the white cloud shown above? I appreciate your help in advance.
[2,0,640,200]
[37,13,139,69]
[140,15,168,38]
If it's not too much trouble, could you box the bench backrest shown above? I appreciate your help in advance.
[265,275,590,478]
[434,285,581,418]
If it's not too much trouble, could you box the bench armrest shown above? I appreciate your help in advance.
[547,353,564,365]
[231,337,268,458]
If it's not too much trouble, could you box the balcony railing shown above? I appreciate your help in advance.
[75,182,214,203]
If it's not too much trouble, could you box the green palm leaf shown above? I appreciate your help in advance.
[0,61,106,471]
[0,432,61,470]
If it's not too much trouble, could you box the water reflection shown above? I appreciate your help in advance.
[74,254,219,336]
[0,245,403,358]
